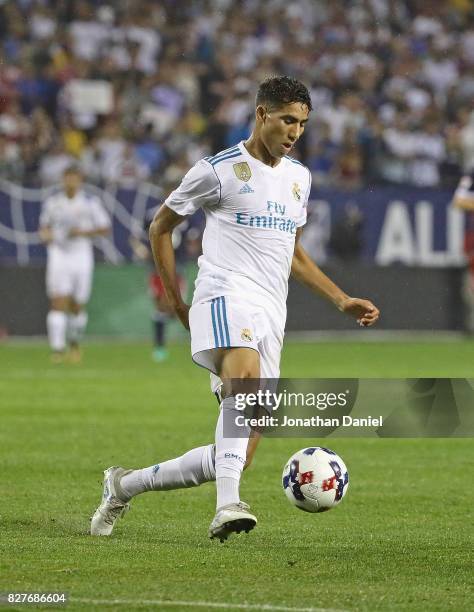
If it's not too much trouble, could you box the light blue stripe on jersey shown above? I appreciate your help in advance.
[284,155,304,166]
[211,299,220,347]
[210,151,241,166]
[208,145,240,164]
[220,297,231,347]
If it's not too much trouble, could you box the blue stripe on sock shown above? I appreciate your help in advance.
[208,146,240,163]
[211,299,219,347]
[210,151,241,166]
[221,297,231,347]
[215,297,225,347]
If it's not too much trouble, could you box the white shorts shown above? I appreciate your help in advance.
[189,295,284,388]
[46,251,94,304]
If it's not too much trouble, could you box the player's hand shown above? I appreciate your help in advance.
[339,297,380,327]
[174,301,190,330]
[39,228,53,244]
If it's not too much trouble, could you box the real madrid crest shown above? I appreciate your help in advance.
[241,328,253,342]
[292,182,302,201]
[233,162,252,182]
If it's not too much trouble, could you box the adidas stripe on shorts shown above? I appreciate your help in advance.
[189,295,283,379]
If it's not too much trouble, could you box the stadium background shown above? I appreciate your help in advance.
[0,0,473,337]
[1,2,473,611]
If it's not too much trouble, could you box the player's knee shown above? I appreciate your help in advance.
[236,367,258,379]
[50,297,69,311]
[228,358,260,380]
[70,302,82,315]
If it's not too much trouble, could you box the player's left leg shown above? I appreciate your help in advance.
[151,297,172,362]
[67,258,93,361]
[91,297,262,537]
[90,372,262,537]
[67,300,88,362]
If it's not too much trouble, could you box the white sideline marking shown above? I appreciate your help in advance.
[72,598,348,612]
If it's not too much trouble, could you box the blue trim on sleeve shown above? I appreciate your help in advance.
[284,155,305,167]
[208,146,240,164]
[210,151,242,166]
[204,160,222,206]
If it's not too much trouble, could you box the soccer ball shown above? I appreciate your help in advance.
[282,446,349,513]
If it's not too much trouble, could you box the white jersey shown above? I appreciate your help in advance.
[165,141,311,315]
[39,190,110,259]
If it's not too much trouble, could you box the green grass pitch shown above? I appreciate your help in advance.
[0,340,473,611]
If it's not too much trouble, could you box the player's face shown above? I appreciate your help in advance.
[63,171,82,194]
[259,102,309,158]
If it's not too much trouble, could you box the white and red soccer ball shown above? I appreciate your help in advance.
[282,447,349,513]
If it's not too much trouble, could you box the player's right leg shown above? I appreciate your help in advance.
[66,258,92,361]
[91,444,215,536]
[151,293,172,362]
[67,300,87,363]
[46,296,70,362]
[45,252,73,362]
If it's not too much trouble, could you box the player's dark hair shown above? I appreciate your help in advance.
[63,164,82,176]
[256,76,312,112]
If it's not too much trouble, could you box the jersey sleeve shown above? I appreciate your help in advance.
[296,169,312,228]
[164,159,220,216]
[454,173,474,199]
[90,197,111,229]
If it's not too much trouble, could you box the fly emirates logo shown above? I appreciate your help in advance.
[235,200,297,235]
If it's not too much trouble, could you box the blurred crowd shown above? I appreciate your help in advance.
[0,0,474,191]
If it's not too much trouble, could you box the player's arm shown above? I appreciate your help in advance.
[39,225,53,244]
[452,176,474,211]
[38,198,53,243]
[149,205,189,329]
[291,228,380,327]
[69,226,110,238]
[149,159,220,329]
[129,235,151,261]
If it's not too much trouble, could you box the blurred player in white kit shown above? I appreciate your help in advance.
[39,166,110,362]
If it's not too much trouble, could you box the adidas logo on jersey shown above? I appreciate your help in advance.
[239,184,254,194]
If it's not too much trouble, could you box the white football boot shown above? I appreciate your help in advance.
[90,466,132,536]
[208,502,257,542]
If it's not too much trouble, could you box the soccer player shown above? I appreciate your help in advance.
[90,76,380,541]
[39,165,110,362]
[129,209,176,362]
[452,169,474,333]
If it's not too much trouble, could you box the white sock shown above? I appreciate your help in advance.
[119,444,216,500]
[68,311,88,344]
[215,396,251,509]
[46,310,67,352]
